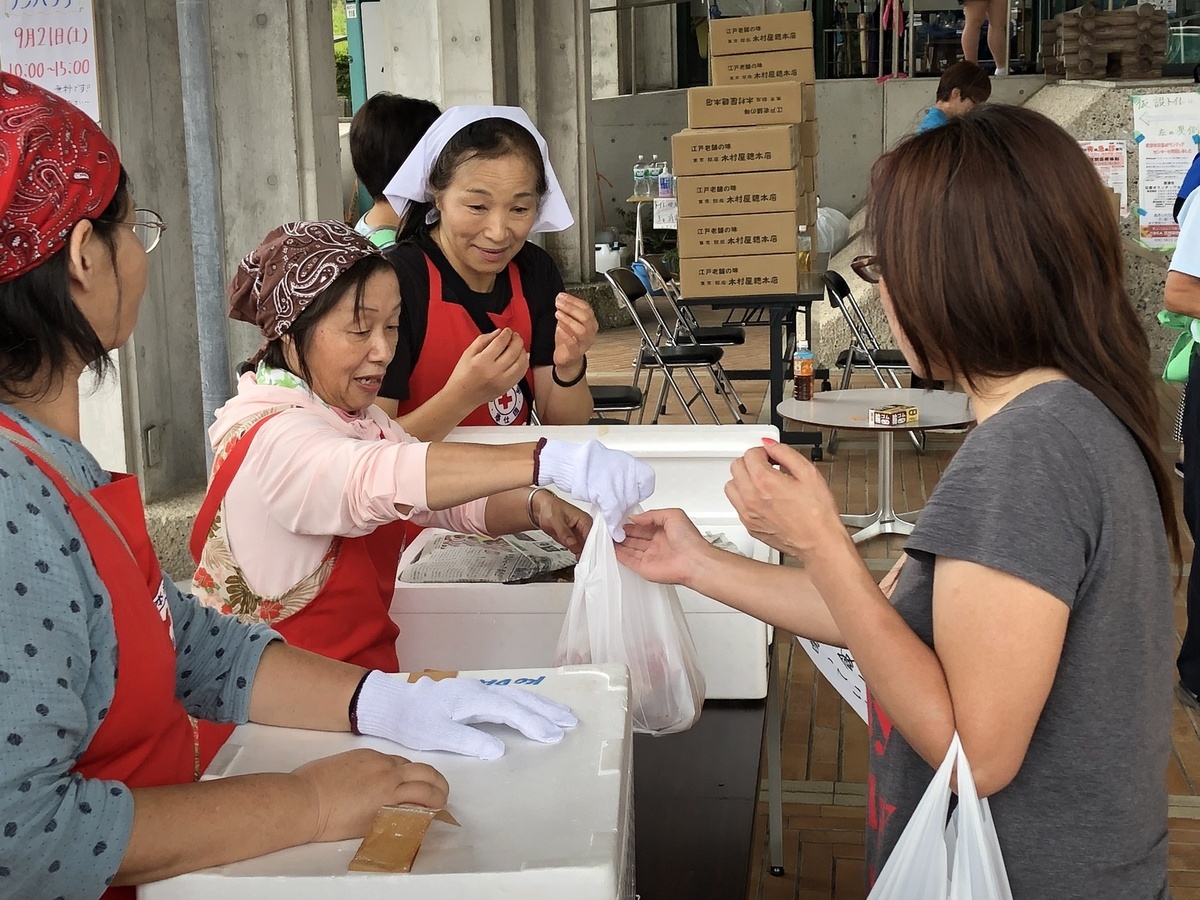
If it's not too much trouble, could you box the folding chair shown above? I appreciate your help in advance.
[588,384,644,424]
[638,255,749,416]
[602,267,729,425]
[823,270,924,452]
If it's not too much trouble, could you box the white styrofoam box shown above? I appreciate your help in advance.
[140,666,633,900]
[393,425,779,699]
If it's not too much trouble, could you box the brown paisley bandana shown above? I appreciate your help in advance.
[227,220,383,358]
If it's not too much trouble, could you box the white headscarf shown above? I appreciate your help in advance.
[383,105,574,235]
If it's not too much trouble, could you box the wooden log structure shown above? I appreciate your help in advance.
[1047,1,1168,81]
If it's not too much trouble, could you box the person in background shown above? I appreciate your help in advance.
[961,0,1008,75]
[617,105,1177,898]
[1165,149,1200,708]
[376,106,598,439]
[916,61,991,133]
[1169,151,1200,481]
[191,220,651,677]
[349,92,441,249]
[0,73,594,900]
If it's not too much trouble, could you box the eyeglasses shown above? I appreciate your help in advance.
[98,208,167,254]
[851,255,882,284]
[129,208,167,253]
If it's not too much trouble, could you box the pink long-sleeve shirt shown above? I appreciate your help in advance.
[210,372,489,597]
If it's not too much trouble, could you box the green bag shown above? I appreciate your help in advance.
[1158,310,1200,384]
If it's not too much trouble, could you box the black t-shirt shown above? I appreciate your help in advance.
[380,232,563,402]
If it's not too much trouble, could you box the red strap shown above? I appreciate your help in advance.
[189,414,282,564]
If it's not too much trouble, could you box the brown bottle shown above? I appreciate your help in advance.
[793,340,814,401]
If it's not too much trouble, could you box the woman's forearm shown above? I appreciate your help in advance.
[483,487,536,536]
[532,365,593,425]
[116,774,314,886]
[392,387,480,442]
[424,441,538,510]
[247,641,365,730]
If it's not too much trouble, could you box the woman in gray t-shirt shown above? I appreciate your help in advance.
[617,105,1178,899]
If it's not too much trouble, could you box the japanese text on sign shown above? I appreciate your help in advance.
[0,0,100,121]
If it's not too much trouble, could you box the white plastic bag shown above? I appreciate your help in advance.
[868,733,1013,900]
[816,206,852,257]
[554,507,705,734]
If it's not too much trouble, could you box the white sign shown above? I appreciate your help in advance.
[798,637,867,723]
[652,197,678,230]
[0,0,101,123]
[1079,140,1128,218]
[1132,92,1200,249]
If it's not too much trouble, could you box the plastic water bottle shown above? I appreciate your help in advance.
[797,225,813,273]
[634,154,651,197]
[793,340,814,401]
[657,161,674,198]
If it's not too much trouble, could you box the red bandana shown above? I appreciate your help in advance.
[0,73,122,283]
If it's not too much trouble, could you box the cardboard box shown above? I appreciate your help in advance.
[144,666,634,900]
[680,253,802,298]
[676,168,802,218]
[397,425,780,700]
[671,125,799,177]
[799,119,819,157]
[802,155,816,195]
[803,189,818,225]
[802,82,816,121]
[869,404,920,426]
[709,11,815,56]
[687,81,808,129]
[711,48,816,87]
[677,210,803,258]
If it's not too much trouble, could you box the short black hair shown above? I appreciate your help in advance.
[936,61,991,104]
[399,116,547,243]
[0,168,131,400]
[349,92,442,201]
[259,254,396,386]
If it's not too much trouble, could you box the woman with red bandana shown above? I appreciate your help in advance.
[373,106,600,440]
[0,75,603,899]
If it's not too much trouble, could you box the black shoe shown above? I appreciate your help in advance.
[1176,680,1200,711]
[1177,461,1186,480]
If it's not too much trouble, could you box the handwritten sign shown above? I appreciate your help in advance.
[1079,140,1128,218]
[1132,92,1200,249]
[0,0,100,122]
[798,637,867,723]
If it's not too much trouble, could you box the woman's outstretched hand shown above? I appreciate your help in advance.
[614,507,713,587]
[725,439,844,560]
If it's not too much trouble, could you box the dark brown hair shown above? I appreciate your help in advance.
[400,117,547,243]
[866,104,1179,560]
[936,61,991,104]
[0,168,130,400]
[349,92,441,200]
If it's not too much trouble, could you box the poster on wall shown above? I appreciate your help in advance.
[1132,92,1200,249]
[1079,140,1128,218]
[0,1,101,123]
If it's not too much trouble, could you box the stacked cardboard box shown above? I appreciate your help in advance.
[674,12,819,298]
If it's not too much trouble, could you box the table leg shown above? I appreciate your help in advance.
[846,430,920,543]
[634,203,644,259]
[765,636,784,876]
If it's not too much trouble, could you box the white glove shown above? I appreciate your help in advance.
[536,439,655,541]
[354,671,578,760]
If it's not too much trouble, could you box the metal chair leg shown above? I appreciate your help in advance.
[684,366,721,423]
[708,364,743,423]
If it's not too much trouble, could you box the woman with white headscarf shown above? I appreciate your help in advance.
[375,106,599,439]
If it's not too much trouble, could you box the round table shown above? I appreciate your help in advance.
[777,388,974,543]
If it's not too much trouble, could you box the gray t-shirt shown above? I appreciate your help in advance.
[867,381,1173,899]
[0,404,279,898]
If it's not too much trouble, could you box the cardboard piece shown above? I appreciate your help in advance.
[677,210,802,258]
[799,119,819,158]
[349,806,462,874]
[802,82,816,122]
[686,81,808,129]
[708,11,815,56]
[802,155,816,195]
[679,253,802,298]
[675,168,802,218]
[671,124,799,176]
[711,48,816,87]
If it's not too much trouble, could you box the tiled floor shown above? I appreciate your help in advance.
[589,307,1200,899]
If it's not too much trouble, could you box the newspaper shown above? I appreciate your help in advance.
[399,531,577,584]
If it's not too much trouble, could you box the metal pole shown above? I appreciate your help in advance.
[176,0,231,470]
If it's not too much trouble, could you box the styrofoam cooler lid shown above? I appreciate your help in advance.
[445,424,779,520]
[139,666,632,900]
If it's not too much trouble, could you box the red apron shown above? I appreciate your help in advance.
[0,413,195,900]
[395,254,535,426]
[190,414,412,671]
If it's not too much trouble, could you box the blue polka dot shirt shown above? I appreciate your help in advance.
[0,404,279,898]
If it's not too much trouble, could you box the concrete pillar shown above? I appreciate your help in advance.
[93,0,341,500]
